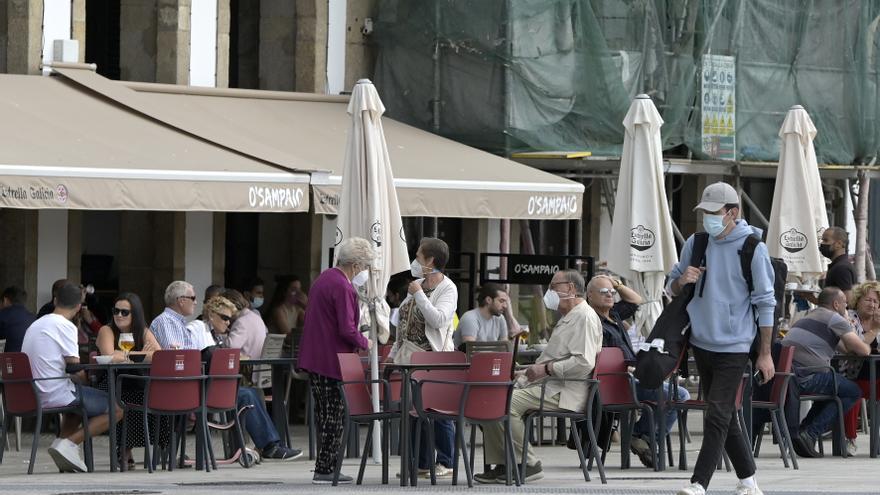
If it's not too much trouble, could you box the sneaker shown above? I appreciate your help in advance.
[312,472,353,484]
[795,430,822,458]
[846,438,858,457]
[522,461,543,483]
[48,438,87,473]
[261,444,303,461]
[734,482,764,495]
[676,482,706,495]
[431,464,453,478]
[629,436,654,468]
[474,465,505,484]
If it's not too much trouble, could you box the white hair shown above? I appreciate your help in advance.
[336,237,376,268]
[164,280,193,307]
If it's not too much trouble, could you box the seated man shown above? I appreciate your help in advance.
[782,287,869,458]
[21,282,122,472]
[476,269,602,483]
[586,275,690,468]
[152,282,302,461]
[454,283,511,350]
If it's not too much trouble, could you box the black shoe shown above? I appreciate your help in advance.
[522,461,544,483]
[262,444,303,461]
[795,430,822,458]
[630,436,654,468]
[474,465,505,484]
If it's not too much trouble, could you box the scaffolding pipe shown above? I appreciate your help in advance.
[740,190,770,229]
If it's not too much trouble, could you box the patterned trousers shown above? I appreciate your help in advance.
[310,373,346,474]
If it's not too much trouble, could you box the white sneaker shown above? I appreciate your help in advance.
[735,481,764,495]
[846,438,858,457]
[48,438,87,473]
[677,482,706,495]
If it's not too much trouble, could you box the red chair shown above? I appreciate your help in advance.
[411,352,517,488]
[752,345,798,468]
[334,353,398,485]
[117,349,208,473]
[0,352,95,474]
[203,348,256,468]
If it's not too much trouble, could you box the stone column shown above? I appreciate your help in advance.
[259,0,295,91]
[120,0,158,82]
[343,0,377,90]
[6,0,43,75]
[0,210,39,310]
[294,0,327,92]
[71,0,86,62]
[0,0,8,72]
[156,0,190,84]
[215,0,230,87]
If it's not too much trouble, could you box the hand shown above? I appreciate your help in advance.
[407,280,423,295]
[677,266,705,287]
[755,353,775,385]
[524,363,548,382]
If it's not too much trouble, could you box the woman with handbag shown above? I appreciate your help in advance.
[389,237,458,478]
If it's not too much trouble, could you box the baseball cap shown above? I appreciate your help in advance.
[694,182,739,212]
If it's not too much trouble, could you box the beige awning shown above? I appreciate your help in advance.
[109,76,584,220]
[0,70,311,212]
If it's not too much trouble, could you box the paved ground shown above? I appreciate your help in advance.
[0,424,877,494]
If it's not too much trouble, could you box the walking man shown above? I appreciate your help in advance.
[667,182,776,495]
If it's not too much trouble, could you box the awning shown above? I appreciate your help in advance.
[0,69,311,212]
[110,76,584,220]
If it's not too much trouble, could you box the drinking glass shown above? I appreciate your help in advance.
[118,333,135,362]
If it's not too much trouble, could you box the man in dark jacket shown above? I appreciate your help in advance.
[0,286,36,352]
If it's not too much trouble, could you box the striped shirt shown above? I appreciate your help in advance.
[150,307,202,350]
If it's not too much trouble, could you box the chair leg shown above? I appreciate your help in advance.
[358,422,372,485]
[382,418,390,485]
[520,415,532,484]
[569,420,590,482]
[836,399,846,459]
[456,420,472,488]
[427,419,438,485]
[469,423,477,477]
[412,418,422,487]
[503,418,521,486]
[14,416,22,452]
[769,410,789,468]
[777,408,798,470]
[233,411,251,468]
[28,415,41,474]
[333,416,350,486]
[0,416,10,464]
[677,409,688,471]
[584,410,607,484]
[754,422,764,457]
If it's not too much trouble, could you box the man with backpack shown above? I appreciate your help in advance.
[667,182,776,495]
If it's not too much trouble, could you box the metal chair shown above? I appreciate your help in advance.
[751,345,798,468]
[203,348,256,468]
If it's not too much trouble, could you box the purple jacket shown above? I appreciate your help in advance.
[297,267,369,379]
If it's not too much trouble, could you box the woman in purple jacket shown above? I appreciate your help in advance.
[298,237,375,484]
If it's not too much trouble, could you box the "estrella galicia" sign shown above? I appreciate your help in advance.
[630,225,656,252]
[780,228,807,253]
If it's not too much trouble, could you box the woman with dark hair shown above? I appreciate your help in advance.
[96,292,164,468]
[266,276,308,335]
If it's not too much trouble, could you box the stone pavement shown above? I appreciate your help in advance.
[0,424,875,494]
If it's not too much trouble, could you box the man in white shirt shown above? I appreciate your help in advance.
[21,282,122,472]
[454,283,511,349]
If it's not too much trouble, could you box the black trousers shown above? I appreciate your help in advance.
[691,346,756,488]
[310,373,345,475]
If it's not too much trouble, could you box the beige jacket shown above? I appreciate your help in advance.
[534,301,603,412]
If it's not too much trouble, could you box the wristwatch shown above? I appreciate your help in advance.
[544,363,552,376]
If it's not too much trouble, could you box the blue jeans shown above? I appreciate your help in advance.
[69,385,111,417]
[633,382,690,440]
[413,419,454,469]
[237,387,280,450]
[798,371,861,439]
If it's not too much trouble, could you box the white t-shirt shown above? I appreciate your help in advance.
[21,314,79,408]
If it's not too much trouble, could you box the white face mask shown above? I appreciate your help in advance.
[352,269,370,287]
[410,259,428,278]
[543,288,560,311]
[251,297,264,309]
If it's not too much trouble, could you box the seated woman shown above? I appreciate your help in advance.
[95,292,164,468]
[841,281,880,456]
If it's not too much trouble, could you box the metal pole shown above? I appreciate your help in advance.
[739,190,770,229]
[368,281,382,463]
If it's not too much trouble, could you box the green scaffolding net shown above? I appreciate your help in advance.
[374,0,880,165]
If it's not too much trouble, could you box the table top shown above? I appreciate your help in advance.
[240,356,296,366]
[73,362,152,371]
[383,362,470,370]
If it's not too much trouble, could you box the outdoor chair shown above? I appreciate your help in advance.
[116,349,209,473]
[796,363,847,458]
[203,348,256,468]
[0,352,95,474]
[751,345,798,468]
[464,341,512,359]
[411,352,518,488]
[333,353,397,485]
[0,339,23,455]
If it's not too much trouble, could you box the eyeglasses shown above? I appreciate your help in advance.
[111,307,131,317]
[179,295,197,302]
[597,288,618,296]
[217,314,232,323]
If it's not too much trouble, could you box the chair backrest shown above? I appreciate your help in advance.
[147,349,203,412]
[595,347,636,406]
[206,348,240,410]
[338,353,374,416]
[464,341,512,360]
[411,351,468,412]
[463,352,513,420]
[0,352,38,414]
[767,345,795,406]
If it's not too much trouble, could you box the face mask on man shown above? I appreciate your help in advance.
[542,285,574,311]
[251,297,264,309]
[352,269,370,287]
[819,242,835,259]
[702,212,728,237]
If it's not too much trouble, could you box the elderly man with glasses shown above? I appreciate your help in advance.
[585,275,689,468]
[150,280,212,350]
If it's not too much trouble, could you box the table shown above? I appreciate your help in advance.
[242,357,296,446]
[383,362,470,487]
[75,362,150,472]
[834,354,880,457]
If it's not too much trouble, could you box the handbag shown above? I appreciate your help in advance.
[393,339,424,365]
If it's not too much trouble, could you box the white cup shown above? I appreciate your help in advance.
[785,282,798,291]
